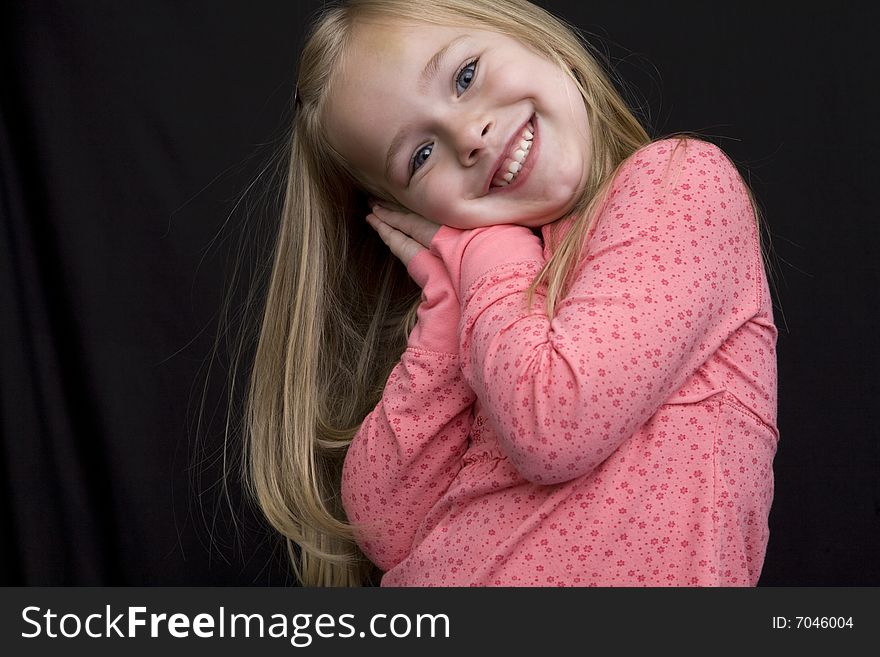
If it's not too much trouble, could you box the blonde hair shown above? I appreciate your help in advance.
[241,0,766,586]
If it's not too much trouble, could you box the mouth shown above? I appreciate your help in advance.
[485,113,537,195]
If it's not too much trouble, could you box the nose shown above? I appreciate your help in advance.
[451,114,493,167]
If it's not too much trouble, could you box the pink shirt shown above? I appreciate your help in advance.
[341,138,779,586]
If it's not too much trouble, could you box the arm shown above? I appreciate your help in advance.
[341,250,475,572]
[431,139,762,485]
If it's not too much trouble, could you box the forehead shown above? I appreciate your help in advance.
[335,19,475,94]
[323,21,486,191]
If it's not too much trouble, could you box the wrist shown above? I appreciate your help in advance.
[430,224,545,298]
[405,249,461,354]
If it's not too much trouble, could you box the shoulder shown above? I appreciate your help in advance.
[612,137,749,206]
[626,137,733,171]
[590,136,758,256]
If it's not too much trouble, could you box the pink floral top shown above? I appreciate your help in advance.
[341,138,779,586]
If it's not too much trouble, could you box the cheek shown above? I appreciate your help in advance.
[421,199,478,229]
[416,180,459,222]
[490,63,533,100]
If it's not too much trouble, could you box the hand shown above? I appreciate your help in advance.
[366,202,462,354]
[366,203,443,269]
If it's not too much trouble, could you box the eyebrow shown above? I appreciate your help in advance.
[383,34,471,181]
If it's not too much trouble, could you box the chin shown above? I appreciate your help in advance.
[517,214,558,228]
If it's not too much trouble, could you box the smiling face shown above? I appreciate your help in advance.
[323,20,592,229]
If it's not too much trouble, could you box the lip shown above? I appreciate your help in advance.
[484,113,538,195]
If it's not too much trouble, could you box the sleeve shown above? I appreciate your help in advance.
[430,138,762,485]
[340,249,476,571]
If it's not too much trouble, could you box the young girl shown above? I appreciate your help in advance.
[244,0,778,586]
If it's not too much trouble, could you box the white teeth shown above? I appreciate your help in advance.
[490,119,535,188]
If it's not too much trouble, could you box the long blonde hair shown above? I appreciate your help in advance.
[242,0,765,586]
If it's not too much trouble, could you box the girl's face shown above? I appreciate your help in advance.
[324,20,592,229]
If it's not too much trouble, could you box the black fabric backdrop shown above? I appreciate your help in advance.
[1,1,877,585]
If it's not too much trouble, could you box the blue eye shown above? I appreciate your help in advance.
[455,58,478,95]
[409,57,479,178]
[411,144,433,174]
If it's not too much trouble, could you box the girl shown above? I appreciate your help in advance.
[244,0,778,586]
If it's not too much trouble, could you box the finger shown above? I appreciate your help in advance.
[372,205,440,249]
[367,214,424,267]
[373,205,438,247]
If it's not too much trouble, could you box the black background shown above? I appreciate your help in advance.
[1,1,877,585]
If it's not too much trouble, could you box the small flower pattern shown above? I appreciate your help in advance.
[341,138,778,586]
